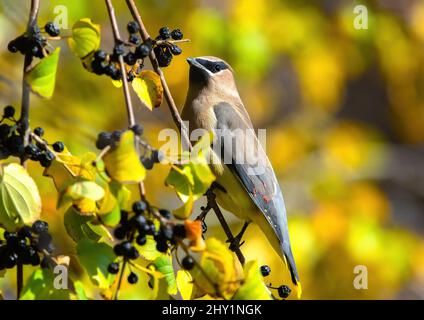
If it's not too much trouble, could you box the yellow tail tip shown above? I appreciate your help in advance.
[295,281,302,299]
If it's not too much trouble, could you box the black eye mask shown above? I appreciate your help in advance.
[196,59,229,73]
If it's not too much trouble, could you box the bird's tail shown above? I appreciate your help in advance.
[281,247,302,299]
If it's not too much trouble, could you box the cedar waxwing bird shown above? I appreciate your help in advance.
[182,56,301,298]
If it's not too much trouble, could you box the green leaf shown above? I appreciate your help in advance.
[104,130,146,184]
[76,239,115,289]
[136,235,161,261]
[67,180,105,201]
[154,255,177,295]
[73,281,89,300]
[68,18,101,58]
[98,181,131,227]
[64,206,102,242]
[25,47,60,98]
[233,260,272,300]
[0,163,41,231]
[165,143,215,219]
[20,269,70,300]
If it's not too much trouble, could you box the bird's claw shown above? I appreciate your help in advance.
[227,237,245,252]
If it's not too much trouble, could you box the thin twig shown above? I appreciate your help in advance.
[125,0,191,151]
[114,259,127,300]
[105,0,135,126]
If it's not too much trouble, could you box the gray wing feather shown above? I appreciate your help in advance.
[214,102,299,283]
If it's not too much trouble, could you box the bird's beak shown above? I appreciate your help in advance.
[187,57,204,69]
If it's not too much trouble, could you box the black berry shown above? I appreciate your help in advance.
[33,127,44,137]
[3,105,15,118]
[159,209,171,220]
[52,141,64,152]
[170,45,182,56]
[130,124,144,136]
[94,50,107,61]
[108,262,120,274]
[131,214,147,229]
[154,46,172,68]
[156,239,168,253]
[182,256,195,270]
[141,157,154,170]
[132,201,147,214]
[277,285,291,299]
[44,22,60,37]
[171,29,183,40]
[136,235,147,246]
[124,52,137,66]
[260,265,271,277]
[127,21,140,34]
[173,224,186,239]
[96,132,112,150]
[159,27,171,40]
[129,34,140,45]
[7,40,18,53]
[127,272,138,284]
[113,43,125,56]
[31,220,48,234]
[114,226,127,240]
[0,124,10,139]
[135,44,150,59]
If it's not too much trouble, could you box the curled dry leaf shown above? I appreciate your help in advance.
[184,220,206,251]
[132,70,164,110]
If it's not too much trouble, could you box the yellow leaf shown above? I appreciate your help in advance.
[132,70,163,110]
[176,271,193,300]
[103,130,146,184]
[191,238,243,299]
[233,260,272,300]
[73,198,97,216]
[44,150,96,192]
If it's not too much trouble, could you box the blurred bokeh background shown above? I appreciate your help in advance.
[1,0,424,299]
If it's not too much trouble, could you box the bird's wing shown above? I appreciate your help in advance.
[213,101,300,285]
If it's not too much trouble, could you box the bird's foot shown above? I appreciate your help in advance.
[226,221,250,252]
[227,236,246,252]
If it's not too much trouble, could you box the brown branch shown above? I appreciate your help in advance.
[19,0,40,167]
[125,0,191,152]
[104,0,146,200]
[124,0,245,266]
[206,189,245,265]
[105,0,136,127]
[16,0,41,300]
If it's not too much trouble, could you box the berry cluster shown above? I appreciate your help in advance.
[95,126,163,170]
[0,105,24,159]
[154,27,184,67]
[0,220,54,271]
[89,21,152,82]
[7,22,59,59]
[260,264,292,299]
[0,106,64,166]
[107,200,189,285]
[24,126,65,168]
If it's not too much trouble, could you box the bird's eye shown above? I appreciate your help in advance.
[214,64,223,72]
